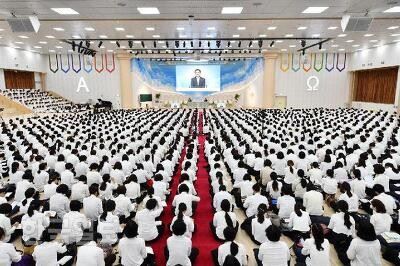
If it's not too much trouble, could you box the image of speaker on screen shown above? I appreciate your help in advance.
[190,69,207,88]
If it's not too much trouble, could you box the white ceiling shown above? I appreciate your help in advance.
[0,0,399,54]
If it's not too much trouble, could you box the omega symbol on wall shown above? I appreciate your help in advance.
[306,76,320,91]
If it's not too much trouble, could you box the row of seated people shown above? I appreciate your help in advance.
[1,89,88,113]
[0,109,202,265]
[202,108,400,265]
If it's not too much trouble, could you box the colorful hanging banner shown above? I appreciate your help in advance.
[280,53,290,72]
[83,55,93,73]
[336,53,347,72]
[291,53,301,72]
[71,54,82,73]
[105,53,116,73]
[94,54,104,73]
[60,54,70,73]
[48,54,59,73]
[313,53,324,72]
[325,53,335,72]
[302,53,312,72]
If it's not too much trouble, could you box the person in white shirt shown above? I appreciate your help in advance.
[349,169,366,199]
[277,186,296,219]
[124,174,141,201]
[171,203,195,239]
[166,220,199,266]
[172,184,200,217]
[371,184,397,215]
[243,184,269,217]
[135,198,163,242]
[49,184,70,219]
[256,225,290,266]
[75,241,105,266]
[99,174,117,200]
[288,203,311,241]
[212,226,247,266]
[32,230,67,266]
[0,203,17,243]
[75,155,89,177]
[370,199,392,235]
[211,199,237,241]
[33,162,49,192]
[60,163,75,189]
[298,224,330,266]
[250,204,272,244]
[303,184,328,224]
[43,173,59,200]
[347,220,381,266]
[118,221,154,266]
[61,200,90,245]
[213,185,234,212]
[83,185,103,222]
[86,163,102,187]
[266,172,282,200]
[322,169,338,203]
[338,182,359,213]
[97,200,121,245]
[21,200,50,244]
[71,176,89,202]
[0,227,21,265]
[373,164,390,192]
[113,186,135,223]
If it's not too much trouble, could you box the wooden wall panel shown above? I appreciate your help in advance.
[4,70,35,90]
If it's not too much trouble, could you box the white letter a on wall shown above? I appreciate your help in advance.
[76,77,90,92]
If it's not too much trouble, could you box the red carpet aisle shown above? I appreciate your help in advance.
[191,111,220,265]
[151,147,187,265]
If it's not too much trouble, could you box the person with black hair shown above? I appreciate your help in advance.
[266,172,282,200]
[347,221,381,266]
[213,226,247,266]
[172,184,200,216]
[166,220,199,266]
[75,239,106,266]
[288,203,311,242]
[212,199,237,241]
[83,184,103,223]
[370,199,392,235]
[233,174,254,199]
[125,174,141,202]
[349,168,366,199]
[21,200,50,244]
[60,200,90,245]
[14,171,35,202]
[60,163,75,189]
[308,162,323,186]
[75,155,89,177]
[99,174,117,200]
[322,169,338,202]
[298,224,330,266]
[33,162,49,192]
[373,164,390,192]
[136,198,163,242]
[277,185,296,219]
[0,203,18,242]
[87,163,102,187]
[243,183,268,217]
[71,175,89,202]
[371,184,396,215]
[213,185,235,212]
[110,162,125,185]
[153,173,169,201]
[260,159,273,186]
[114,185,135,223]
[327,200,355,265]
[250,203,271,245]
[49,184,70,219]
[32,230,67,266]
[338,182,359,213]
[43,172,59,200]
[0,227,21,264]
[97,200,121,245]
[118,220,154,265]
[256,225,290,265]
[171,203,195,238]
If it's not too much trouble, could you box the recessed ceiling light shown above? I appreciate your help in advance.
[373,44,380,47]
[53,27,64,31]
[297,26,307,30]
[33,46,42,49]
[39,41,47,44]
[49,49,55,52]
[328,26,338,30]
[331,44,339,47]
[0,29,4,31]
[100,46,105,49]
[109,41,116,44]
[15,41,23,44]
[179,34,187,38]
[115,27,125,31]
[158,41,165,44]
[125,35,134,38]
[146,27,155,31]
[207,27,216,31]
[120,46,126,49]
[281,48,287,51]
[391,33,400,36]
[364,33,374,37]
[206,34,214,38]
[338,34,347,37]
[51,8,79,15]
[312,34,320,37]
[232,34,240,38]
[259,34,267,37]
[346,40,354,43]
[72,35,81,39]
[176,27,185,31]
[12,46,21,49]
[221,7,243,14]
[134,41,141,44]
[302,7,329,14]
[352,44,360,47]
[99,35,108,38]
[85,27,95,31]
[370,40,378,43]
[320,48,326,51]
[388,26,400,30]
[394,39,400,42]
[289,45,296,47]
[55,46,63,49]
[107,50,113,52]
[137,7,160,15]
[152,35,160,38]
[18,35,29,39]
[384,6,400,13]
[339,48,345,51]
[267,26,277,31]
[276,40,283,43]
[285,34,294,37]
[237,26,246,30]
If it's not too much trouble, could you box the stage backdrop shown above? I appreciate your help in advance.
[131,58,264,107]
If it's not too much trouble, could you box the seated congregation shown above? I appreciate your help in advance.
[0,107,399,266]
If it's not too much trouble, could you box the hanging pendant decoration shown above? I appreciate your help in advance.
[71,54,82,73]
[336,53,347,72]
[302,53,312,72]
[83,55,93,73]
[94,54,104,73]
[325,53,336,72]
[60,54,70,73]
[291,53,301,72]
[280,53,290,72]
[105,53,116,73]
[48,54,59,73]
[313,53,324,72]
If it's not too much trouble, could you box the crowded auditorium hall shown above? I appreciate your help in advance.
[1,1,400,266]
